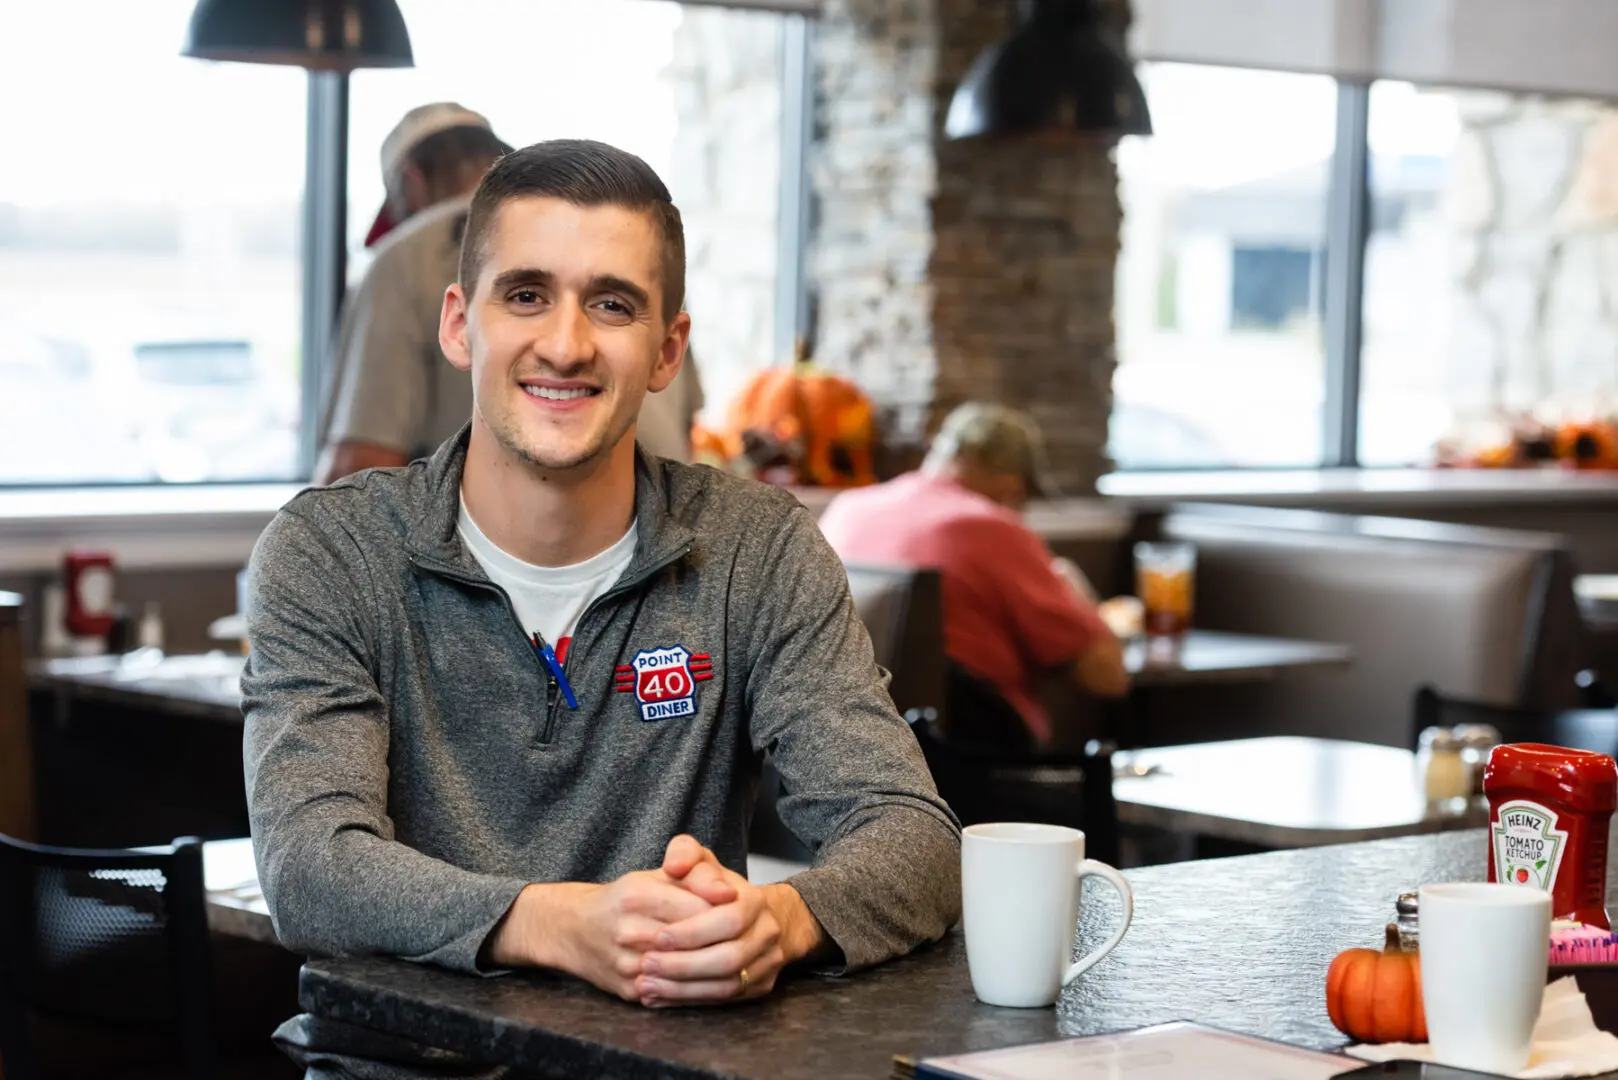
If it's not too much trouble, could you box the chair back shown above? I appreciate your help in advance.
[911,722,1119,865]
[842,563,947,725]
[0,834,215,1080]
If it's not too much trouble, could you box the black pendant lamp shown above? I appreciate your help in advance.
[945,0,1151,141]
[182,0,414,71]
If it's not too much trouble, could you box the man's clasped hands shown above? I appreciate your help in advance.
[485,835,827,1007]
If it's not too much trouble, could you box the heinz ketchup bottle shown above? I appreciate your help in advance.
[1484,743,1618,928]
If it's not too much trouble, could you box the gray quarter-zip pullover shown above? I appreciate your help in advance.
[241,427,961,984]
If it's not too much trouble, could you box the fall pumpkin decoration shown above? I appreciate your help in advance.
[714,364,878,488]
[1436,414,1618,471]
[1554,421,1618,470]
[1325,924,1427,1044]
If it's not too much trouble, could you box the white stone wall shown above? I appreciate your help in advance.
[661,7,784,424]
[1448,96,1618,420]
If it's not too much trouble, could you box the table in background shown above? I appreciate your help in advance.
[1123,630,1352,688]
[28,651,245,722]
[200,837,276,944]
[1111,736,1487,851]
[1118,631,1352,747]
[298,826,1610,1080]
[1578,575,1618,628]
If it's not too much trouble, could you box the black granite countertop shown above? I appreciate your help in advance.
[300,828,1535,1080]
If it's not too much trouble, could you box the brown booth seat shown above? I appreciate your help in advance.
[1147,503,1586,748]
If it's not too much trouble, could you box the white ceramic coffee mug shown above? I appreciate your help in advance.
[1419,882,1551,1074]
[961,822,1134,1008]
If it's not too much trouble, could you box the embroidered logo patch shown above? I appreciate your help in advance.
[615,645,714,721]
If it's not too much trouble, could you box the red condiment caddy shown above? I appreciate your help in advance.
[1484,743,1618,928]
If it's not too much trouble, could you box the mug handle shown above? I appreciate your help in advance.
[1061,859,1134,985]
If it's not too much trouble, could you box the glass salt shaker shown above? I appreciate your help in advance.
[1395,891,1420,950]
[1416,727,1468,804]
[1455,723,1502,799]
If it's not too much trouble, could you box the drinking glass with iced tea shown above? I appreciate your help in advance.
[1134,541,1195,640]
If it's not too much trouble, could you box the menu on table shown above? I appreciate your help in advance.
[898,1022,1353,1080]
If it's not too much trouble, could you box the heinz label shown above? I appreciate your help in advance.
[1493,799,1568,893]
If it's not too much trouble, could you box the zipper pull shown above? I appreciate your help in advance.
[531,633,579,709]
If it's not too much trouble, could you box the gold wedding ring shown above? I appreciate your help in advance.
[738,967,751,994]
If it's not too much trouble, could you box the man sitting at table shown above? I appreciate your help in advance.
[818,402,1129,751]
[242,139,960,1075]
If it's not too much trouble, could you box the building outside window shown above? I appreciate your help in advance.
[0,0,306,485]
[1112,63,1336,470]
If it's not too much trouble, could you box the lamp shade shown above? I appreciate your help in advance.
[182,0,414,72]
[946,0,1152,140]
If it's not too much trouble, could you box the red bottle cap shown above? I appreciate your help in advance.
[1485,744,1618,813]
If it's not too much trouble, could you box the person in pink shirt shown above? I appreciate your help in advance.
[819,403,1129,749]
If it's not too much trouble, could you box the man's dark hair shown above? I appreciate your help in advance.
[458,139,685,322]
[402,124,512,192]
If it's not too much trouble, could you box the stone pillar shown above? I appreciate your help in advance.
[662,7,784,423]
[810,0,1125,492]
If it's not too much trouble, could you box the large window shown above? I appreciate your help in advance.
[0,1,306,484]
[1115,64,1618,471]
[1112,64,1337,469]
[1,0,787,488]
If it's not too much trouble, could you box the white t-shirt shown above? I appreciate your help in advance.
[457,499,637,662]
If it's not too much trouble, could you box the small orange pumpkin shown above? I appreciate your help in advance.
[1325,924,1427,1044]
[1555,421,1618,470]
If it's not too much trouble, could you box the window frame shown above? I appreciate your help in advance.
[1320,80,1372,469]
[298,72,350,481]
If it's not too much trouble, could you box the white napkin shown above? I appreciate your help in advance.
[1346,977,1618,1078]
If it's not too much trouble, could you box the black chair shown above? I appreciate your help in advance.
[910,719,1120,866]
[1411,684,1618,758]
[0,833,216,1080]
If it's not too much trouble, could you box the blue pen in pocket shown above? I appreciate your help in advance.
[531,633,579,709]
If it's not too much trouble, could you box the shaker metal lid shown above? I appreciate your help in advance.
[1418,726,1462,752]
[1454,723,1503,750]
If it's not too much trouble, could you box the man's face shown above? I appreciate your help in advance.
[440,196,688,473]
